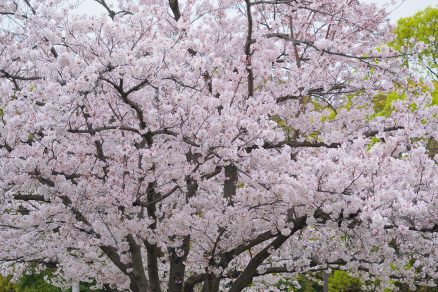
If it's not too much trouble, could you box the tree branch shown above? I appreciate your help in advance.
[168,0,181,21]
[228,215,307,292]
[244,0,255,97]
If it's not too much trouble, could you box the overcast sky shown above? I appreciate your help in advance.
[365,0,437,22]
[75,0,437,22]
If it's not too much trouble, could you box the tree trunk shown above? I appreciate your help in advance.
[145,182,162,292]
[129,281,149,292]
[102,284,122,292]
[168,236,190,292]
[145,241,162,292]
[323,271,329,292]
[201,275,220,292]
[127,235,149,292]
[224,164,237,206]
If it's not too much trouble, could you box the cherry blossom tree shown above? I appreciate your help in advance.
[0,0,437,291]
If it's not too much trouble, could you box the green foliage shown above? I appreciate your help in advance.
[432,82,438,105]
[16,272,63,292]
[371,91,399,116]
[362,5,438,121]
[274,269,438,292]
[404,258,416,271]
[295,274,322,292]
[369,82,435,119]
[395,283,438,292]
[392,6,437,51]
[426,137,438,158]
[275,271,363,292]
[328,270,363,292]
[391,6,438,77]
[0,272,102,292]
[0,274,16,292]
[367,137,382,150]
[368,80,438,155]
[275,274,323,292]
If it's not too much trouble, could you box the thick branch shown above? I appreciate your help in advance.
[218,231,275,268]
[0,70,43,81]
[228,215,307,292]
[169,0,181,21]
[94,0,116,19]
[127,235,150,292]
[134,185,180,207]
[244,0,255,97]
[223,164,238,205]
[13,194,48,202]
[100,77,150,134]
[68,125,141,135]
[144,182,161,292]
[168,236,190,292]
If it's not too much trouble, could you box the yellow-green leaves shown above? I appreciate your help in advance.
[328,270,363,292]
[391,6,438,77]
[367,137,382,151]
[392,7,438,53]
[372,91,406,118]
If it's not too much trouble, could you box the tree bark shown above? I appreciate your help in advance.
[145,183,162,292]
[228,216,307,292]
[224,164,238,205]
[244,0,254,97]
[323,271,329,292]
[168,236,190,292]
[127,235,149,292]
[168,0,181,21]
[201,274,220,292]
[145,240,162,292]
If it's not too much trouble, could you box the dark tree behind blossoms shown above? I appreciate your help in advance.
[0,0,437,291]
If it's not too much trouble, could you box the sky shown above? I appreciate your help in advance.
[74,0,438,23]
[365,0,437,22]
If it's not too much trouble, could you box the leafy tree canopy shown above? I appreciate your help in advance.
[392,6,438,79]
